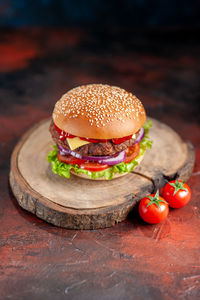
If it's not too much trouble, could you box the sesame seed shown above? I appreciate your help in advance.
[53,84,144,128]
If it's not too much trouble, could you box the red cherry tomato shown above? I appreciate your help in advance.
[139,191,169,224]
[80,161,109,172]
[162,180,191,208]
[124,143,140,164]
[57,153,85,165]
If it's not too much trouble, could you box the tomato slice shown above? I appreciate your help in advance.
[57,153,86,165]
[80,162,109,172]
[80,137,100,143]
[112,135,133,144]
[124,143,140,164]
[57,154,109,171]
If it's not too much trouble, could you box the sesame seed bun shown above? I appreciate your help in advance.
[52,84,146,139]
[70,170,129,180]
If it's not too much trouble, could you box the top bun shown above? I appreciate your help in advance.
[53,84,146,139]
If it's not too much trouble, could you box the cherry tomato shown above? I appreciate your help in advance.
[139,190,169,224]
[57,153,85,165]
[80,161,109,172]
[124,143,140,164]
[162,180,191,208]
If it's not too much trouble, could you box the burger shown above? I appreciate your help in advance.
[47,84,152,180]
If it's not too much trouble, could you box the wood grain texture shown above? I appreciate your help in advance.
[9,118,194,229]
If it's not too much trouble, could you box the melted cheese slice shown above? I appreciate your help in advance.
[67,134,136,151]
[67,137,91,150]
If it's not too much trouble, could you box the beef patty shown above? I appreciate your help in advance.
[49,120,139,156]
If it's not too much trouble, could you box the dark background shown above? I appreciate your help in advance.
[0,0,200,27]
[0,0,199,125]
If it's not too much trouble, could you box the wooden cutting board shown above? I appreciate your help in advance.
[9,118,195,229]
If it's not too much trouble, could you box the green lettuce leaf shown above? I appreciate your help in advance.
[140,119,153,155]
[47,120,153,180]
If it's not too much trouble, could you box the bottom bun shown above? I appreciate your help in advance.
[70,153,145,181]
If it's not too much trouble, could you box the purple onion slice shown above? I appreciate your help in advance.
[134,127,145,144]
[57,145,71,156]
[93,150,126,165]
[57,144,126,165]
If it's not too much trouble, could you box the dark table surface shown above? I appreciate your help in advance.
[0,27,200,300]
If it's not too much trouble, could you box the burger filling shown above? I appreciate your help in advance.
[47,120,152,180]
[49,120,140,156]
